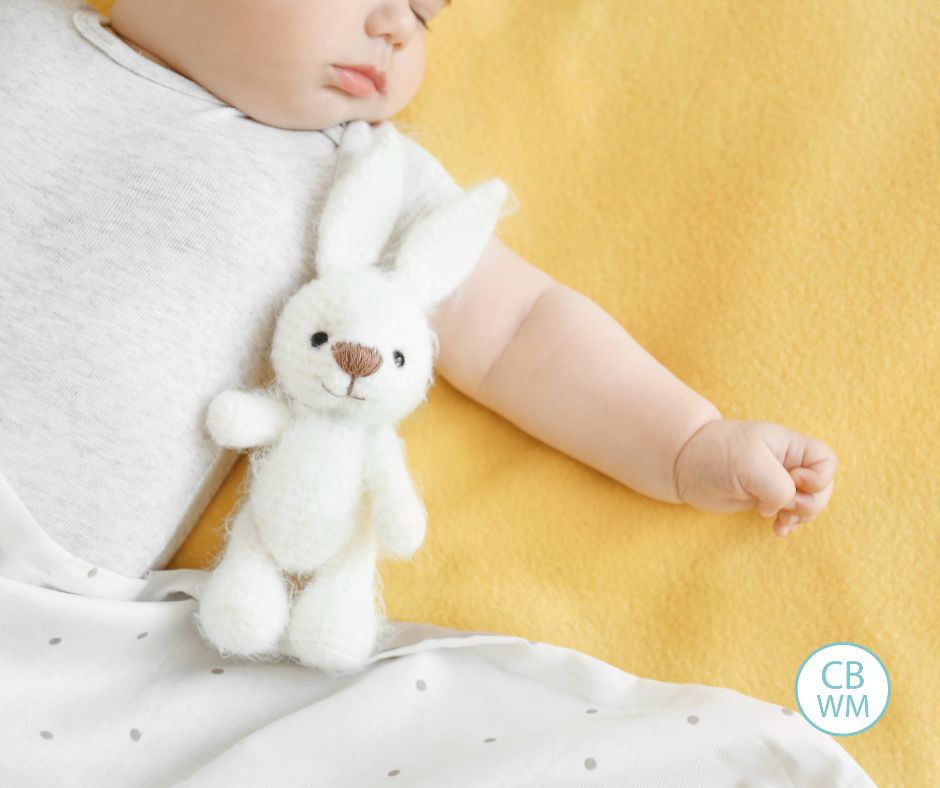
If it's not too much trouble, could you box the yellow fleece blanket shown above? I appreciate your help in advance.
[124,1,935,783]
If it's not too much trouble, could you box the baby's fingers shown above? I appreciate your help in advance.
[775,494,809,536]
[775,480,835,537]
[790,439,838,493]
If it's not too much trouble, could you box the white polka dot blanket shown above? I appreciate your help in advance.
[0,470,875,786]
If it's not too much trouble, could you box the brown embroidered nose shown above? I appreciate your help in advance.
[332,341,383,379]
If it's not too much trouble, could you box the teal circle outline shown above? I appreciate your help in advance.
[794,641,890,737]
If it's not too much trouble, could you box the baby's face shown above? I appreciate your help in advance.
[108,0,448,131]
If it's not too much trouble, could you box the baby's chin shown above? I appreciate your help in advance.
[236,86,405,133]
[317,88,412,130]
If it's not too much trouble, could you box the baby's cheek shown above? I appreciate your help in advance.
[383,49,427,118]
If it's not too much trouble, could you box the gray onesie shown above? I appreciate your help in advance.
[0,0,465,578]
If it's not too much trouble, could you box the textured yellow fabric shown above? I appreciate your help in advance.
[94,0,937,783]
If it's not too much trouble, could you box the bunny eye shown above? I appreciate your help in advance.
[311,332,329,348]
[393,350,406,368]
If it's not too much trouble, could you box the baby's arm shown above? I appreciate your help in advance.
[431,237,837,537]
[431,236,719,504]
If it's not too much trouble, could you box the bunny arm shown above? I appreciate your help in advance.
[363,427,427,560]
[205,389,292,450]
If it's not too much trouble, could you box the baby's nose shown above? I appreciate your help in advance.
[332,341,383,378]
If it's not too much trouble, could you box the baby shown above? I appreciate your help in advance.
[0,0,835,580]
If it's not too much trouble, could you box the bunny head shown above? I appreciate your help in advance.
[271,121,510,427]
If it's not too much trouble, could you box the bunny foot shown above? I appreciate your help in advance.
[197,562,290,657]
[194,506,290,658]
[285,574,380,673]
[285,516,381,673]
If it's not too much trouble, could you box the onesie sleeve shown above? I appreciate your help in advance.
[396,127,465,218]
[379,124,517,266]
[378,126,467,264]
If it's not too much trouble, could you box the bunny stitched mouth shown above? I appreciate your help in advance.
[321,381,365,401]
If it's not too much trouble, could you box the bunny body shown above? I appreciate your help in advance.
[250,413,366,572]
[194,120,510,673]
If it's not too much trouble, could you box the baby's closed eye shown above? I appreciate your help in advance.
[411,6,430,30]
[410,0,449,30]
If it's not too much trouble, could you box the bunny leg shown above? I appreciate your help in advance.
[195,503,290,658]
[286,515,382,674]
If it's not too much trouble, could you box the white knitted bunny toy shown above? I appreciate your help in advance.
[194,120,510,674]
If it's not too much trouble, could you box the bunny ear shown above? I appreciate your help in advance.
[393,178,511,313]
[315,121,403,279]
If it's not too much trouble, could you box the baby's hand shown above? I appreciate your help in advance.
[673,419,837,538]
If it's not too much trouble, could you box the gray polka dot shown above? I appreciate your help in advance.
[130,729,141,741]
[387,769,400,777]
[136,632,148,640]
[585,708,598,714]
[584,757,597,770]
[211,668,224,675]
[40,730,53,740]
[87,567,98,577]
[415,679,427,691]
[49,637,62,645]
[483,737,496,743]
[781,707,794,716]
[687,715,700,725]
